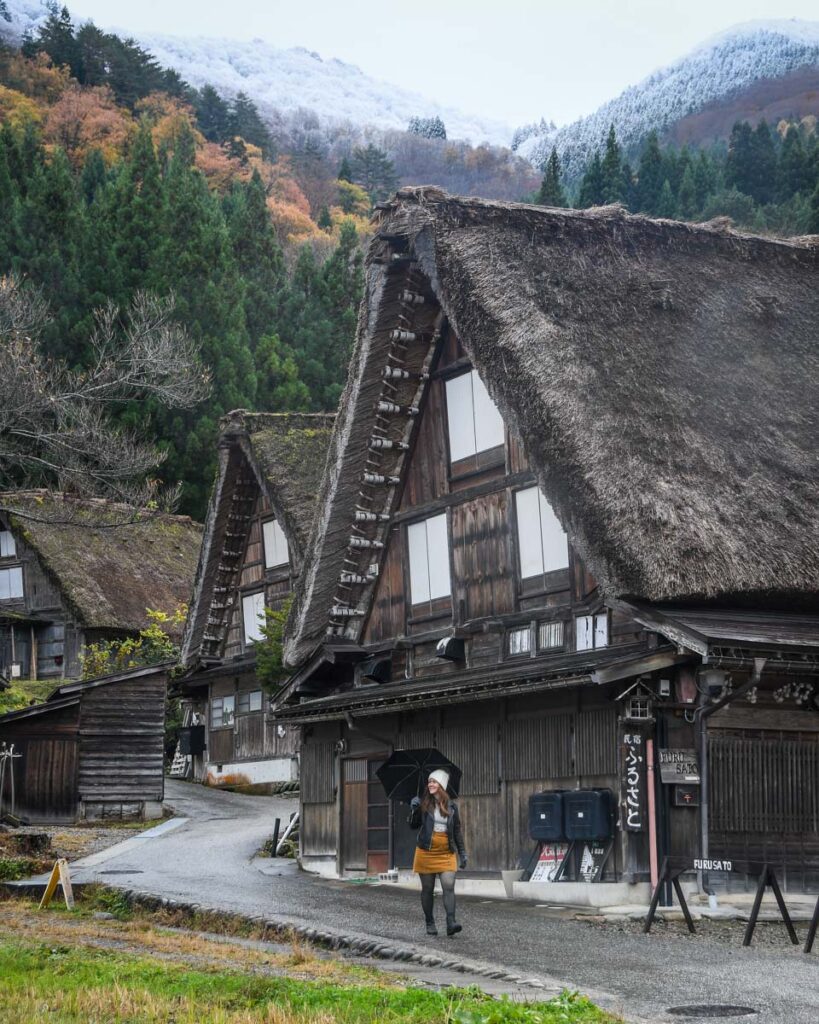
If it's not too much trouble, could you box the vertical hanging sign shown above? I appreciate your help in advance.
[622,732,645,832]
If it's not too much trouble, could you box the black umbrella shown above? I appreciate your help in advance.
[376,748,462,803]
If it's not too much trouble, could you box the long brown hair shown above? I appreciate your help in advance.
[421,786,450,817]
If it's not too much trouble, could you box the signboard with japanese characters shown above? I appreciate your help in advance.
[621,732,645,832]
[658,748,700,784]
[529,842,569,882]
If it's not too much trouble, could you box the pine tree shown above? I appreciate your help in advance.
[656,179,677,219]
[636,131,665,214]
[149,150,256,514]
[224,169,286,351]
[254,332,310,412]
[778,125,810,200]
[677,164,697,220]
[195,85,231,143]
[337,156,352,182]
[80,147,107,205]
[536,148,567,207]
[577,152,604,208]
[748,121,777,205]
[317,205,332,231]
[0,132,19,266]
[24,5,82,79]
[229,92,274,157]
[601,125,627,204]
[350,144,397,204]
[693,151,718,210]
[809,179,819,234]
[725,121,755,198]
[106,123,164,296]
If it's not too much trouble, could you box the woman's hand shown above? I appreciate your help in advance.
[459,856,468,870]
[410,796,421,808]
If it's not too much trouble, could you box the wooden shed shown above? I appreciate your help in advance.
[0,663,168,822]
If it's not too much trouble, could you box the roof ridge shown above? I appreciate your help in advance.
[376,187,819,251]
[0,489,197,525]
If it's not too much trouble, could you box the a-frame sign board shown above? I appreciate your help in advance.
[38,858,74,910]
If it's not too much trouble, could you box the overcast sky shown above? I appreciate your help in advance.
[66,0,819,126]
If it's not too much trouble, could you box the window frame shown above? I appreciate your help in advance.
[444,369,506,477]
[506,625,533,658]
[262,518,289,570]
[514,486,570,591]
[237,689,263,715]
[0,565,24,601]
[242,590,266,647]
[211,694,236,729]
[406,513,452,617]
[575,612,610,652]
[0,530,16,559]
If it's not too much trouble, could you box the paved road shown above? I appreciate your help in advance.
[62,781,819,1024]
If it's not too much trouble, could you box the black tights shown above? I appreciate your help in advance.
[419,871,457,922]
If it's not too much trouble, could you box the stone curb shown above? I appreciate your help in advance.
[123,889,552,992]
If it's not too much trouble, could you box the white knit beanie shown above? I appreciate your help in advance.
[428,769,450,791]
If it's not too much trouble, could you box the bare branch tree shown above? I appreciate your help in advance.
[0,276,212,523]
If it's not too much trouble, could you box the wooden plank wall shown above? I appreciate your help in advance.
[0,704,80,821]
[77,672,166,811]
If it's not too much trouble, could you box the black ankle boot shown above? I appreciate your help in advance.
[446,915,462,936]
[425,918,438,936]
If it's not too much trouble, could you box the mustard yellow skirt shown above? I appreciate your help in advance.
[413,831,457,874]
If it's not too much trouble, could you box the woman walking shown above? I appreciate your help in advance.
[409,769,467,936]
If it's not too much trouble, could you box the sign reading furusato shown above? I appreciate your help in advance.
[658,748,700,784]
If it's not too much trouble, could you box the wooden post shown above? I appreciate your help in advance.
[805,895,819,954]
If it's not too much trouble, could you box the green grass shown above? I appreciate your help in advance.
[0,937,619,1024]
[0,856,31,881]
[0,677,60,713]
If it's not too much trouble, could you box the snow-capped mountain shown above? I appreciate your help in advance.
[517,20,819,177]
[0,0,511,146]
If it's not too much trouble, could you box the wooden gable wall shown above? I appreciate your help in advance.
[361,325,642,667]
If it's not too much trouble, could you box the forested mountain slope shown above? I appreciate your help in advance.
[517,20,819,177]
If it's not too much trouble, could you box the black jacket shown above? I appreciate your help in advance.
[409,800,467,860]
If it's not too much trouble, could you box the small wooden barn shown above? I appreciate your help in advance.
[0,491,202,680]
[275,189,819,893]
[177,411,334,787]
[0,663,169,822]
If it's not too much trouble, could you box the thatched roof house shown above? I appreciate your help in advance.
[181,411,335,669]
[177,410,334,787]
[285,187,819,667]
[2,491,202,636]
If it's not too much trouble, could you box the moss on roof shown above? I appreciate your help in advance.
[222,412,335,551]
[4,491,202,632]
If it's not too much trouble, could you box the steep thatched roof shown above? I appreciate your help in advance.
[285,188,819,667]
[180,412,334,667]
[227,411,336,553]
[3,491,202,632]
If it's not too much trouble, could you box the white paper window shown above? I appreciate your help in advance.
[445,370,505,463]
[515,487,568,579]
[242,591,266,645]
[238,690,263,714]
[263,519,289,569]
[575,613,609,652]
[407,514,451,605]
[508,627,532,656]
[211,695,235,728]
[0,566,23,601]
[539,621,564,650]
[0,531,16,558]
